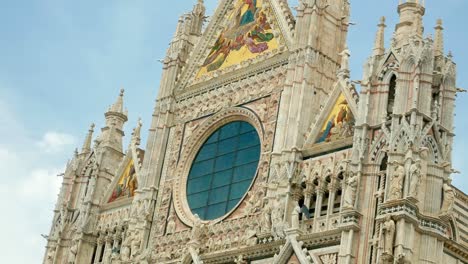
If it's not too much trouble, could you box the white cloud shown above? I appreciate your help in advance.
[18,168,63,201]
[37,132,76,153]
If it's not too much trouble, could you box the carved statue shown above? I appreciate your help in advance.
[409,161,422,198]
[389,164,405,200]
[130,231,141,258]
[191,214,205,242]
[120,234,131,261]
[166,214,176,235]
[441,183,456,213]
[343,172,358,209]
[67,238,79,264]
[291,205,301,229]
[261,200,272,232]
[339,46,351,72]
[380,216,396,256]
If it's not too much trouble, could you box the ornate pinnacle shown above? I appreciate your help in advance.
[109,88,125,114]
[373,17,386,57]
[81,123,95,153]
[434,19,444,57]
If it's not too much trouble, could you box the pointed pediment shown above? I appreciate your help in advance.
[303,81,358,154]
[177,0,293,91]
[103,148,144,205]
[197,0,281,77]
[315,93,355,144]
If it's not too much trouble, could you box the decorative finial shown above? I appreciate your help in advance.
[109,88,125,114]
[131,118,143,147]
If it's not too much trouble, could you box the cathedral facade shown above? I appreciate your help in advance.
[44,0,468,263]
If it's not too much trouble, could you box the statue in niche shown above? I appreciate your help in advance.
[166,213,176,235]
[441,183,456,214]
[261,199,272,232]
[408,160,422,198]
[120,233,131,261]
[343,172,358,209]
[380,216,396,256]
[388,164,405,200]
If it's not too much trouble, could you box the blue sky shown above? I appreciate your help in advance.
[0,0,466,263]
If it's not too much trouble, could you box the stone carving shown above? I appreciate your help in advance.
[191,214,206,242]
[380,216,396,256]
[339,46,351,72]
[320,253,338,264]
[388,164,405,200]
[45,247,56,264]
[291,205,301,229]
[408,160,422,198]
[261,199,273,232]
[120,233,131,261]
[103,242,113,263]
[130,230,142,258]
[343,172,358,209]
[441,183,456,214]
[166,213,176,235]
[67,238,79,264]
[244,229,258,246]
[234,255,248,264]
[243,188,265,215]
[271,195,286,238]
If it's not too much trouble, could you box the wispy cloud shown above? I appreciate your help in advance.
[37,132,76,153]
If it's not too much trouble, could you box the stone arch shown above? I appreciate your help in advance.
[370,135,388,163]
[392,128,411,153]
[421,135,441,164]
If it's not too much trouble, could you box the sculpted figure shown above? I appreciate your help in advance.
[261,200,272,231]
[389,164,405,200]
[67,239,78,264]
[380,216,396,256]
[441,183,456,213]
[120,234,131,261]
[409,161,422,198]
[339,46,351,72]
[291,205,301,229]
[166,214,176,235]
[191,214,205,241]
[343,172,358,209]
[102,243,112,263]
[130,231,141,258]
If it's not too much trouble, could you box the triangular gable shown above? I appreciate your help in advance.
[303,80,358,151]
[107,158,138,203]
[177,0,292,90]
[196,0,280,78]
[315,93,355,144]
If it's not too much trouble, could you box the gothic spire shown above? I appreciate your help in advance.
[394,0,425,46]
[109,88,125,114]
[81,123,95,154]
[434,19,444,57]
[373,17,386,57]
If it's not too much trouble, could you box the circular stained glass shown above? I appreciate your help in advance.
[186,121,261,220]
